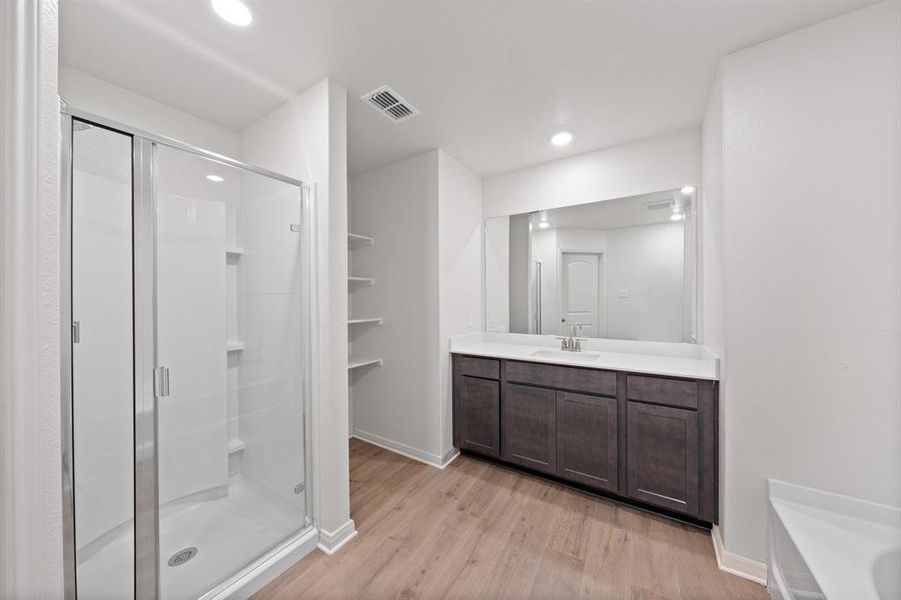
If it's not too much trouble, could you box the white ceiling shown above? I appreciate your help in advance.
[60,0,875,177]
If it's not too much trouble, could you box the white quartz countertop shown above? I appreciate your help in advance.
[449,333,719,380]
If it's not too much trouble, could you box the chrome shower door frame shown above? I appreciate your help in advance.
[60,106,313,600]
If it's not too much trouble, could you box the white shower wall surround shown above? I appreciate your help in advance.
[72,169,134,554]
[67,114,312,599]
[71,171,307,548]
[157,192,229,503]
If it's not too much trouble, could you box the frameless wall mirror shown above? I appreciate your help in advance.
[485,188,698,343]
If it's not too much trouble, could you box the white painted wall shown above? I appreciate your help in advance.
[0,1,63,596]
[349,151,442,462]
[437,150,483,459]
[605,223,684,342]
[350,149,482,465]
[508,214,531,333]
[241,79,353,539]
[704,0,901,565]
[484,216,509,332]
[60,66,241,158]
[483,128,700,218]
[700,73,727,531]
[529,225,684,341]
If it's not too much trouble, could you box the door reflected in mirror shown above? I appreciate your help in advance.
[485,189,697,343]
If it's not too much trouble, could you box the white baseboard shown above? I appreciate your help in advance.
[352,429,458,469]
[205,527,319,600]
[317,519,357,556]
[440,447,461,468]
[711,525,767,585]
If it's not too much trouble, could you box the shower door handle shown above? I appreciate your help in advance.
[154,366,170,398]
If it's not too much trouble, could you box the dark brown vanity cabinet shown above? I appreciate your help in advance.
[557,392,619,492]
[452,354,718,524]
[626,401,699,515]
[456,375,500,457]
[453,357,501,458]
[501,383,557,474]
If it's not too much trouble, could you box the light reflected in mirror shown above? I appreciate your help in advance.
[485,189,697,343]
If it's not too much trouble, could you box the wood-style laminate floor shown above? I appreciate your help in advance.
[254,439,767,600]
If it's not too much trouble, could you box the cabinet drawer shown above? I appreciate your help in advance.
[506,361,616,397]
[457,356,500,380]
[627,375,698,410]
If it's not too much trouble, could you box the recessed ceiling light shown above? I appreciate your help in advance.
[538,221,550,229]
[550,131,573,147]
[206,174,224,182]
[211,0,252,26]
[681,185,696,195]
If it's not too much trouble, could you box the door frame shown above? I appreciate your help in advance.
[59,106,312,600]
[557,248,607,338]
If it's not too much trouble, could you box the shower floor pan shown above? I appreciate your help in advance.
[77,474,304,600]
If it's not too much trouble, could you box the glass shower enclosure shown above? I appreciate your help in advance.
[60,108,313,600]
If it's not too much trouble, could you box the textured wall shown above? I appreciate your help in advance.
[0,0,64,596]
[710,1,901,564]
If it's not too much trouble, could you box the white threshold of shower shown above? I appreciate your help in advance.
[201,525,319,600]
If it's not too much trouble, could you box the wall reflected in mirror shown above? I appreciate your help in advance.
[485,188,697,343]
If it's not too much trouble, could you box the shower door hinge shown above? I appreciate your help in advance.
[154,366,170,398]
[72,321,80,343]
[290,223,302,233]
[294,482,305,495]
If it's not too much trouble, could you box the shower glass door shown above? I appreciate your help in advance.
[69,120,135,600]
[153,144,307,599]
[64,111,310,600]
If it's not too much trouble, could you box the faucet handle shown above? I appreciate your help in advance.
[555,336,570,350]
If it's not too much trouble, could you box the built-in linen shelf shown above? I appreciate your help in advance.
[226,341,245,352]
[226,247,244,257]
[348,233,374,247]
[227,438,246,454]
[348,357,383,370]
[348,318,383,326]
[348,276,374,287]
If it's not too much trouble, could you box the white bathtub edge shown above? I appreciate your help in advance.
[711,525,768,585]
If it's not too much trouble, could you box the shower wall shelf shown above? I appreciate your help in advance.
[226,341,245,352]
[226,247,244,257]
[227,439,246,455]
[348,233,374,247]
[348,276,374,287]
[348,318,383,326]
[348,357,383,370]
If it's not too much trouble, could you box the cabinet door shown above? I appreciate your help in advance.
[627,401,699,516]
[457,376,500,457]
[501,383,556,474]
[556,392,618,492]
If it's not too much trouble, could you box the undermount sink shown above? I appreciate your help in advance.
[530,349,601,362]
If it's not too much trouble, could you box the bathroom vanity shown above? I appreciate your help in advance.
[451,338,718,525]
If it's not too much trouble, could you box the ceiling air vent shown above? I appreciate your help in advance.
[362,85,420,123]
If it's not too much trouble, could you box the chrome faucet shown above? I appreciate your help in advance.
[556,323,588,352]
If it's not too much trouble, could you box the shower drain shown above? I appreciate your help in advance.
[167,547,198,567]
